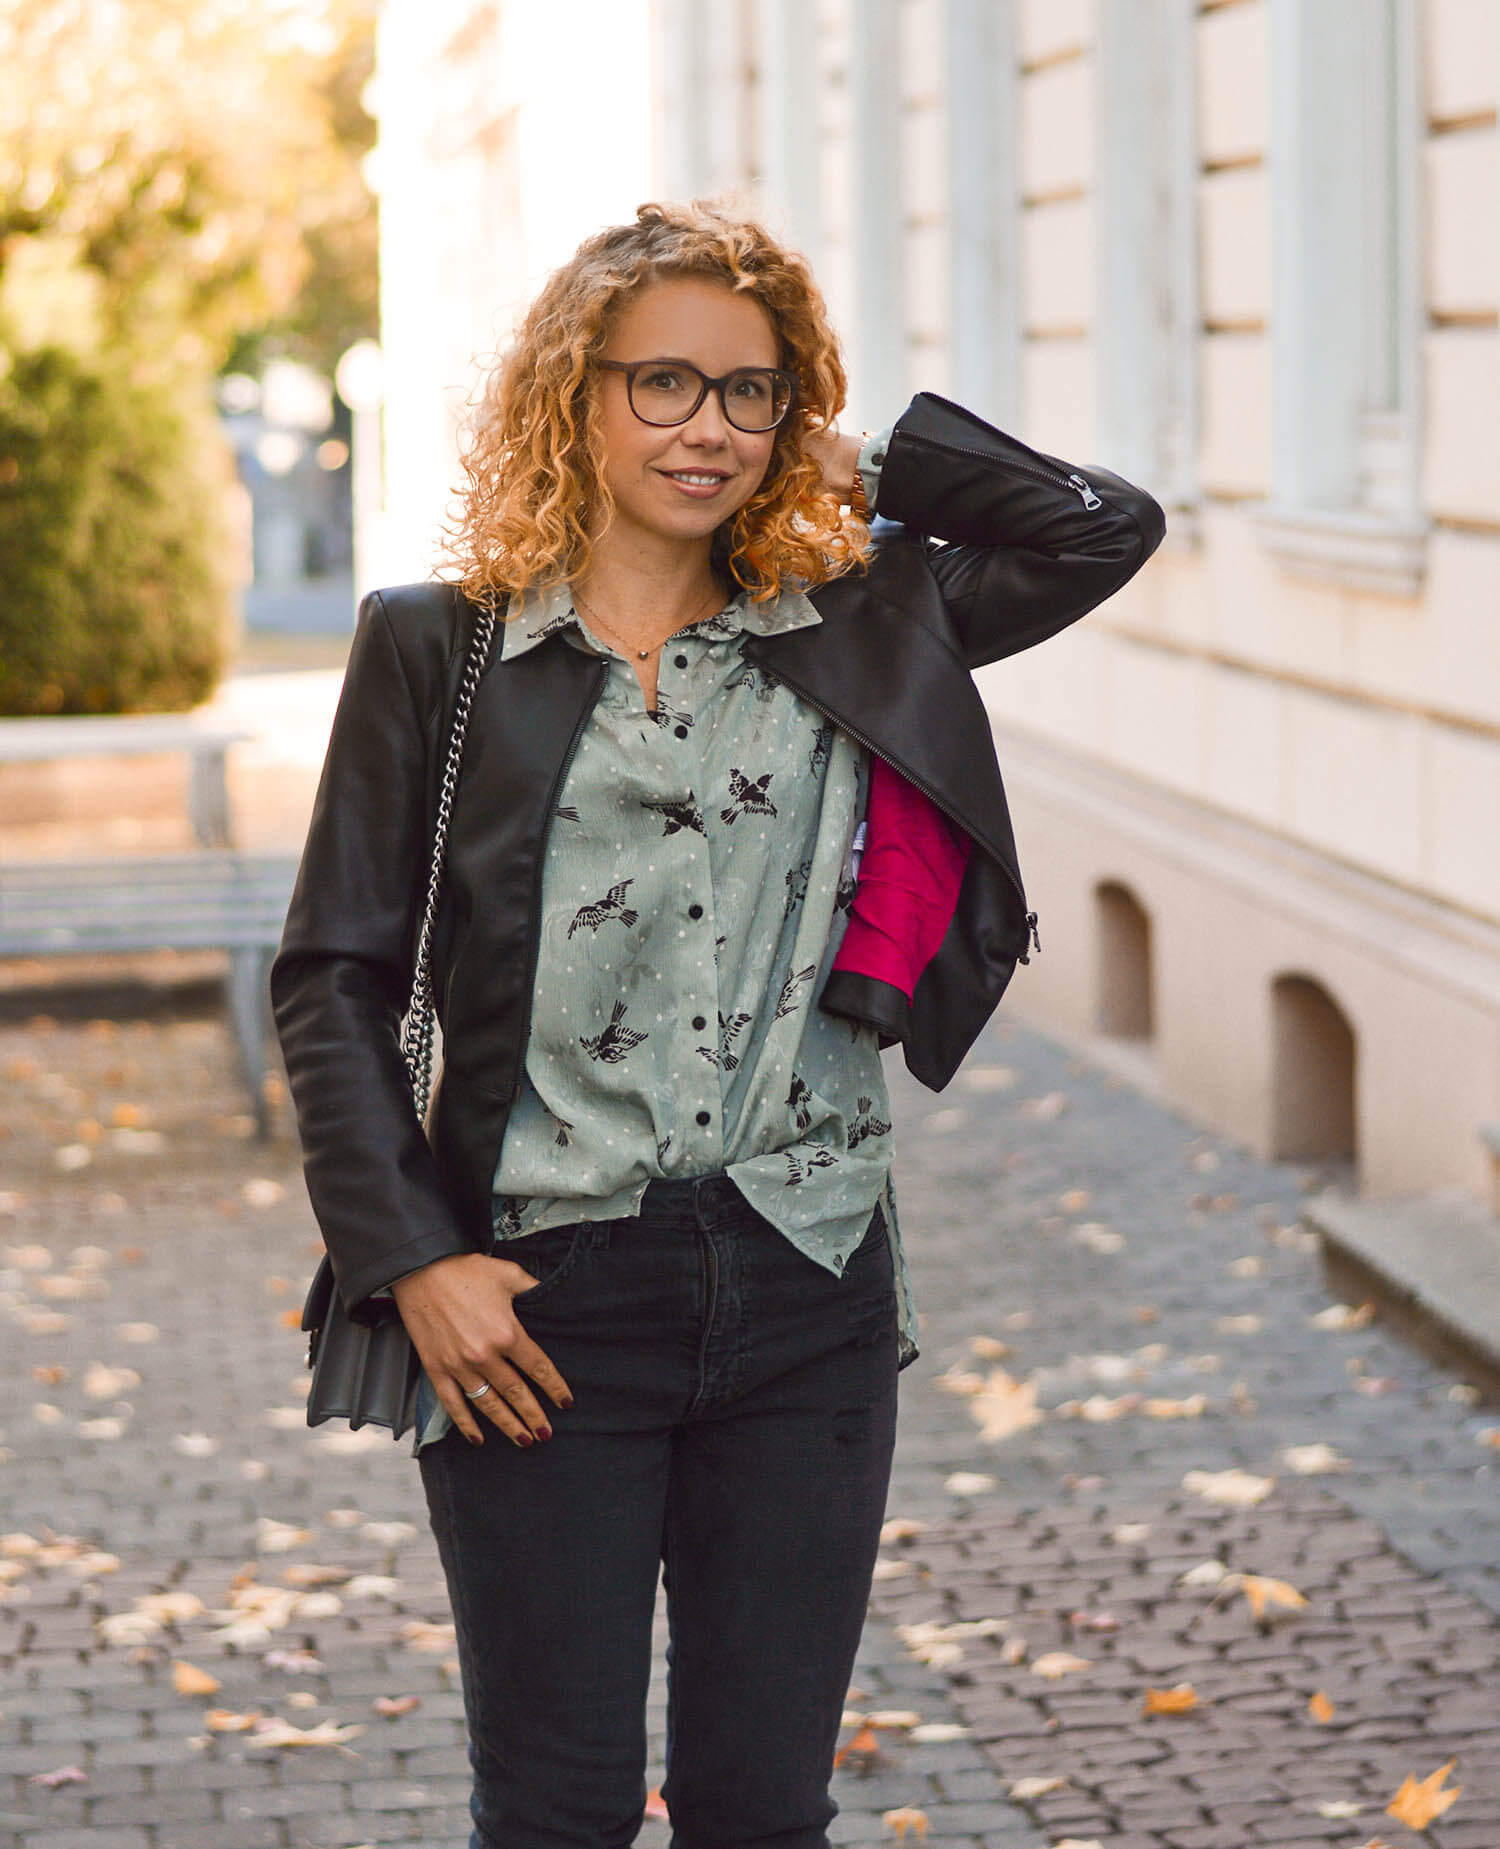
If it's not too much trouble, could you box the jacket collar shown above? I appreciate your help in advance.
[498,577,822,662]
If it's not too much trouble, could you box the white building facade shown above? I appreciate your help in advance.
[372,0,1500,1211]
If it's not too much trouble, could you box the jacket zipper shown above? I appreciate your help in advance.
[903,430,1104,510]
[507,659,610,1100]
[755,657,1040,963]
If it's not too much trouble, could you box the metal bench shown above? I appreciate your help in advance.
[0,713,254,847]
[0,853,301,1137]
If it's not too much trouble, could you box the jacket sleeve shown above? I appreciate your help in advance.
[871,391,1167,671]
[270,590,474,1323]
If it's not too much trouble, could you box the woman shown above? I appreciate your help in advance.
[272,200,1165,1849]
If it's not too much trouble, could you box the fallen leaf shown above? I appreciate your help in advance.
[343,1574,400,1599]
[882,1809,929,1840]
[1179,1559,1229,1587]
[1051,1841,1104,1849]
[1476,1427,1500,1451]
[1215,1314,1263,1335]
[1386,1760,1461,1829]
[833,1722,884,1769]
[1228,1255,1264,1277]
[30,1764,87,1787]
[372,1695,422,1717]
[96,1610,163,1646]
[909,1722,970,1742]
[1182,1467,1275,1507]
[1237,1574,1308,1620]
[968,1334,1010,1360]
[864,1710,922,1729]
[1032,1652,1091,1679]
[1074,1222,1125,1254]
[1010,1775,1067,1798]
[110,1127,165,1154]
[282,1563,350,1588]
[942,1471,996,1496]
[1143,1394,1207,1419]
[971,1368,1044,1442]
[1310,1301,1375,1331]
[358,1516,416,1545]
[879,1518,927,1543]
[400,1619,457,1653]
[1308,1690,1335,1723]
[1143,1684,1199,1715]
[115,1321,159,1343]
[285,1691,319,1709]
[241,1179,286,1208]
[1068,1610,1120,1633]
[205,1709,263,1732]
[959,1064,1016,1091]
[1020,1091,1067,1120]
[255,1518,314,1553]
[1282,1442,1350,1475]
[83,1363,140,1399]
[1111,1523,1151,1544]
[932,1367,986,1397]
[139,1592,205,1625]
[173,1433,219,1458]
[1056,1393,1140,1422]
[172,1661,221,1696]
[872,1558,914,1580]
[1059,1188,1092,1211]
[1315,1799,1364,1818]
[245,1716,364,1749]
[54,1144,92,1172]
[264,1649,324,1673]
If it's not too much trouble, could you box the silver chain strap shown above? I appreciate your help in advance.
[400,602,498,1120]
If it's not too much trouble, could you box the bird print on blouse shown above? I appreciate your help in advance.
[774,963,818,1019]
[648,691,694,732]
[580,1000,647,1064]
[568,880,638,937]
[642,795,705,836]
[784,1147,839,1186]
[808,721,833,776]
[784,858,812,919]
[848,1095,893,1148]
[787,1072,813,1133]
[721,768,777,823]
[699,1010,753,1072]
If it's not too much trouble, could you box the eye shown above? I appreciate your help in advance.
[729,372,772,400]
[640,366,690,393]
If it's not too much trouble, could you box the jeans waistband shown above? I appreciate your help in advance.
[639,1172,747,1226]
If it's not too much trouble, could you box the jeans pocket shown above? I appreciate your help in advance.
[497,1223,590,1309]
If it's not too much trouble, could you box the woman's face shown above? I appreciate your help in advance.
[592,275,782,558]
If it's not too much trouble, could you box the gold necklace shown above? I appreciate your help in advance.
[572,583,723,660]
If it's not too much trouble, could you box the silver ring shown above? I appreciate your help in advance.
[463,1381,493,1401]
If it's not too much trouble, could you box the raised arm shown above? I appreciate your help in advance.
[864,392,1166,671]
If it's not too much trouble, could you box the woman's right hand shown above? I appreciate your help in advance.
[389,1253,573,1446]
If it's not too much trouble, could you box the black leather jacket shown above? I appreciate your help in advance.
[271,391,1166,1320]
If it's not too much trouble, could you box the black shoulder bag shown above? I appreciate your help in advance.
[299,599,498,1437]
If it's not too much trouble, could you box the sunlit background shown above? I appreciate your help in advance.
[1,0,1498,1228]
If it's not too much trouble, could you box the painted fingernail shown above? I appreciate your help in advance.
[514,1432,533,1448]
[536,1426,553,1443]
[558,1396,574,1410]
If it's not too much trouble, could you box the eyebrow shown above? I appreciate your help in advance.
[618,356,775,368]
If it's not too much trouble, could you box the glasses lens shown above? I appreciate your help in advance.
[627,364,703,425]
[723,369,792,431]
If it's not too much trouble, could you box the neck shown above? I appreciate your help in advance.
[575,529,723,632]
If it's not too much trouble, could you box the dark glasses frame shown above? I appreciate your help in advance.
[597,358,799,432]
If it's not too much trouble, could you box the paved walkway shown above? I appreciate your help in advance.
[1,993,1497,1849]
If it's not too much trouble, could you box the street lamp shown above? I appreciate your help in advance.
[335,339,386,627]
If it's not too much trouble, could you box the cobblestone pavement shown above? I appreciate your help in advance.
[1,986,1497,1849]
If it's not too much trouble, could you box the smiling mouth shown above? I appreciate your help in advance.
[662,470,730,488]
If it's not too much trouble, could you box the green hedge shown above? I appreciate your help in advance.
[0,344,237,715]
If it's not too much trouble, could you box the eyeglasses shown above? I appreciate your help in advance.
[598,359,798,433]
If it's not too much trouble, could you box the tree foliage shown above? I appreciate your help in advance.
[0,343,237,715]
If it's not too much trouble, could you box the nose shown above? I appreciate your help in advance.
[680,387,733,447]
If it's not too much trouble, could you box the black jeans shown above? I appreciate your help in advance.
[417,1174,900,1849]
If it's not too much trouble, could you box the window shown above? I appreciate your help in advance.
[1258,0,1426,594]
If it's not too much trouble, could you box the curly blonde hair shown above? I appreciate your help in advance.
[439,200,871,607]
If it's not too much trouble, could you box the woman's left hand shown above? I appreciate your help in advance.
[801,422,863,505]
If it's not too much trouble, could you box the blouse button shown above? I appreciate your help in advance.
[688,903,703,919]
[674,654,688,669]
[695,1109,711,1126]
[674,724,688,739]
[692,1015,706,1031]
